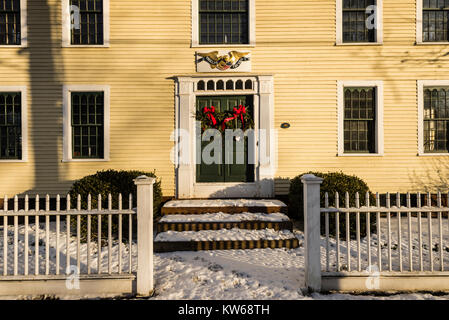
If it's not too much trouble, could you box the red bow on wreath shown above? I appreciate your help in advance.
[222,105,246,131]
[203,106,217,127]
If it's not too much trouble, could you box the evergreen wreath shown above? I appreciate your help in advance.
[195,105,254,133]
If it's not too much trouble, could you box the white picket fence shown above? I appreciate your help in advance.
[302,174,449,293]
[0,175,155,297]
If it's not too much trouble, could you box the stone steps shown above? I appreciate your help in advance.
[155,199,297,253]
[154,238,299,253]
[161,199,287,215]
[157,220,293,233]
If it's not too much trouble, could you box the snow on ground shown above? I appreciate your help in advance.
[159,212,289,223]
[1,219,449,300]
[163,199,286,208]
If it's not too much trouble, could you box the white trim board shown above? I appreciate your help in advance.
[337,80,384,157]
[174,75,275,199]
[0,0,27,47]
[62,0,110,47]
[336,0,383,45]
[62,85,110,162]
[0,86,28,162]
[417,80,449,156]
[191,0,256,47]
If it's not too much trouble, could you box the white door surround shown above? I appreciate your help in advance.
[174,75,276,199]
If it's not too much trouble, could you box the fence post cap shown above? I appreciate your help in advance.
[134,175,156,185]
[300,174,324,184]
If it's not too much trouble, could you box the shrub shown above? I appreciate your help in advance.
[69,169,163,241]
[288,171,376,238]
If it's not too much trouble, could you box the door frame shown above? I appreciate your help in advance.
[174,75,275,199]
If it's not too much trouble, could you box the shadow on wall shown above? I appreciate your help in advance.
[20,0,64,195]
[409,158,449,192]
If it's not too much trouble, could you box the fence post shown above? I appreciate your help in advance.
[134,175,156,296]
[301,174,324,292]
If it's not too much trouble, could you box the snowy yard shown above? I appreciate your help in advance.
[2,220,449,300]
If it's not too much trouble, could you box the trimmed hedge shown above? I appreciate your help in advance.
[288,171,376,238]
[69,169,163,241]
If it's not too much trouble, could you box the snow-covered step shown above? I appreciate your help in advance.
[154,228,299,252]
[161,199,287,215]
[157,212,292,232]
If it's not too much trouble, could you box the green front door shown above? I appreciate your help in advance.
[196,95,254,183]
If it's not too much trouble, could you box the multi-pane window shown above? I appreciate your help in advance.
[0,0,21,45]
[344,87,376,153]
[0,92,21,159]
[71,92,104,159]
[199,0,249,45]
[423,0,449,42]
[423,87,449,153]
[342,0,376,43]
[70,0,103,45]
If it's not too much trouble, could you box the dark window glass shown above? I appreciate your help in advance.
[70,0,104,45]
[342,0,376,43]
[344,87,376,153]
[0,92,21,159]
[0,0,21,45]
[199,0,249,44]
[423,0,449,42]
[71,92,104,159]
[424,87,449,153]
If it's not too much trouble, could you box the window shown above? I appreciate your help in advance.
[342,0,375,42]
[0,0,23,45]
[422,87,449,153]
[0,92,21,159]
[343,87,376,153]
[338,81,383,156]
[71,92,104,159]
[70,0,103,45]
[62,0,109,46]
[422,0,449,42]
[337,0,382,44]
[63,85,110,161]
[198,0,249,45]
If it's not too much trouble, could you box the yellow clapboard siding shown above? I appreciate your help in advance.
[1,0,449,197]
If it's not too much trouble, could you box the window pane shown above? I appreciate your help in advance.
[423,2,449,42]
[71,92,104,158]
[0,92,21,159]
[343,87,376,153]
[70,0,104,45]
[424,87,449,152]
[199,0,249,44]
[0,0,20,45]
[342,0,376,43]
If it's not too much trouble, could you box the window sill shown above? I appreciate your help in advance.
[0,45,27,48]
[418,153,449,156]
[62,158,110,162]
[62,44,110,48]
[338,153,384,157]
[0,159,27,163]
[191,43,255,49]
[416,42,449,45]
[335,42,383,46]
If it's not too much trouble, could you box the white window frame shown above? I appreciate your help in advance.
[417,80,449,156]
[62,0,110,47]
[191,0,256,47]
[0,86,28,162]
[337,80,384,156]
[416,0,449,45]
[336,0,383,45]
[62,85,110,162]
[0,0,27,47]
